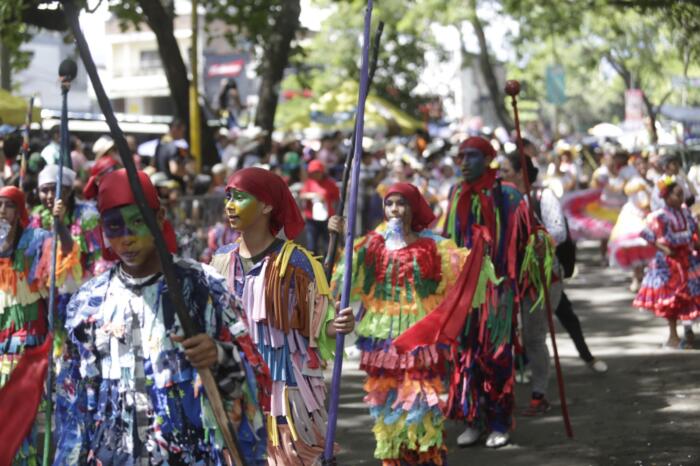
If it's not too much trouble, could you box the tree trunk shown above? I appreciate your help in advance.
[468,0,513,132]
[254,0,301,154]
[137,0,219,168]
[0,42,10,91]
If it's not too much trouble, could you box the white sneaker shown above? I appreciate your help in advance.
[587,358,608,373]
[485,431,510,448]
[457,426,482,447]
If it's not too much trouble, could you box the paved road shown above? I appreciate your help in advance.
[331,242,700,466]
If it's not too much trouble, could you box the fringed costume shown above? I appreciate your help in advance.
[215,167,337,465]
[336,183,468,465]
[53,169,270,465]
[0,186,81,466]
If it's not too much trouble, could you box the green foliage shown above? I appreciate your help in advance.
[0,0,35,87]
[304,0,446,117]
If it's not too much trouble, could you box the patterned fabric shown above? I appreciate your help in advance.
[634,206,700,320]
[561,188,620,241]
[53,258,268,465]
[0,227,80,465]
[608,186,656,270]
[211,240,335,466]
[443,180,529,433]
[336,224,468,465]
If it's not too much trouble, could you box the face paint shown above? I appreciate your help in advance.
[225,189,261,230]
[101,205,152,239]
[101,205,157,270]
[461,149,487,182]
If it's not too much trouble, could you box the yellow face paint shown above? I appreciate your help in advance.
[225,189,261,230]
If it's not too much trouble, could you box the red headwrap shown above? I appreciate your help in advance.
[459,136,496,160]
[97,169,177,260]
[0,186,29,228]
[227,167,305,240]
[384,182,435,232]
[83,156,120,200]
[307,159,325,174]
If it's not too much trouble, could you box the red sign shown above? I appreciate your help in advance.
[207,59,245,78]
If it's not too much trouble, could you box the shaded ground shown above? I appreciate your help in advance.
[331,242,700,465]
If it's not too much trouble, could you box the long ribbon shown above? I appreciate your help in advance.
[62,1,246,464]
[322,1,373,463]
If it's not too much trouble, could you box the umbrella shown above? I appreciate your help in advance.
[0,89,40,126]
[588,122,623,139]
[137,138,160,157]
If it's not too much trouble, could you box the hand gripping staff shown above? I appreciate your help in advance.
[322,19,383,279]
[322,1,374,464]
[505,79,574,439]
[62,1,248,464]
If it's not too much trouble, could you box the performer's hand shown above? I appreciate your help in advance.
[328,215,345,236]
[326,303,354,338]
[53,199,66,221]
[171,333,218,369]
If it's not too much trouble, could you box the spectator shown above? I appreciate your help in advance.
[70,136,88,174]
[300,159,340,254]
[40,125,61,165]
[154,117,186,174]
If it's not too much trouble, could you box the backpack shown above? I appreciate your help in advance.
[532,189,576,278]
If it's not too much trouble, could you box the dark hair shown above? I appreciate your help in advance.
[3,134,21,159]
[170,117,185,129]
[505,151,539,184]
[660,181,679,199]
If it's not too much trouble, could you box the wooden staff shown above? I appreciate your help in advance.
[62,1,247,464]
[505,79,574,438]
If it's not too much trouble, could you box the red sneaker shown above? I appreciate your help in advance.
[522,397,551,416]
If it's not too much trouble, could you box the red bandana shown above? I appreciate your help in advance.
[227,167,305,240]
[384,182,436,232]
[97,169,177,260]
[0,186,29,228]
[83,156,120,200]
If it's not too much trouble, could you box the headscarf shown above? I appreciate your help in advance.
[38,165,77,188]
[0,186,29,228]
[384,182,435,232]
[300,160,340,219]
[83,156,120,199]
[307,159,325,174]
[227,167,305,240]
[97,169,177,260]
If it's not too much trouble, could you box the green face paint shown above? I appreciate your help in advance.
[102,205,152,239]
[225,189,261,230]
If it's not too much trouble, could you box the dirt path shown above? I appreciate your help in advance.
[332,243,700,465]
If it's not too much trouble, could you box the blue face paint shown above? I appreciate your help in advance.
[461,149,486,182]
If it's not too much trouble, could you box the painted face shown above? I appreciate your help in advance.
[384,194,412,230]
[101,205,156,268]
[225,188,262,230]
[0,197,18,226]
[38,183,71,211]
[460,149,487,183]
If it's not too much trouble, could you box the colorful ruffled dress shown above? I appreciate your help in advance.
[608,178,656,270]
[562,167,625,241]
[633,206,700,320]
[211,240,336,465]
[53,258,270,465]
[336,224,468,465]
[0,227,81,465]
[441,178,531,433]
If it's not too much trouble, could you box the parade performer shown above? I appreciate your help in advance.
[30,164,107,282]
[327,182,468,465]
[500,152,563,415]
[634,176,700,348]
[562,150,629,262]
[210,167,354,465]
[421,136,531,448]
[608,156,656,292]
[53,169,270,465]
[0,186,79,465]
